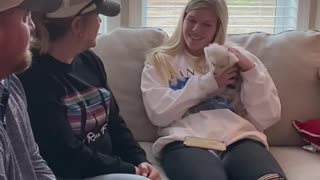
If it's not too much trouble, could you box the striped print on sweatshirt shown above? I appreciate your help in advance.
[63,87,110,136]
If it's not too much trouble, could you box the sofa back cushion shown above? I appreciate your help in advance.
[92,28,167,142]
[228,31,320,146]
[92,28,320,146]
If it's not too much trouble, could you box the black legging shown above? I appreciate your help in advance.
[162,139,286,180]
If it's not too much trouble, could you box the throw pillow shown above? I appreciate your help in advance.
[292,119,320,152]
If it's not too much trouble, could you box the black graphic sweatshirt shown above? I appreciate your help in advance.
[18,50,148,178]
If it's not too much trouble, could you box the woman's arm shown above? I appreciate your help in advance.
[107,91,148,166]
[141,64,219,127]
[232,47,281,131]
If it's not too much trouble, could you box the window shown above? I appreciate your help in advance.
[98,15,108,34]
[141,0,299,35]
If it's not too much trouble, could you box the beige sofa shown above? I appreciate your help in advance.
[92,28,320,180]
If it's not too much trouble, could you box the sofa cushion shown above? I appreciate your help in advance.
[270,146,320,180]
[92,28,167,142]
[228,31,320,146]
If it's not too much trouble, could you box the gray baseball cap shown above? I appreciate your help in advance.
[0,0,63,13]
[46,0,121,18]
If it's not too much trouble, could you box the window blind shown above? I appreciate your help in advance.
[142,0,298,35]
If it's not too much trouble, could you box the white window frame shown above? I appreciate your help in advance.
[297,0,311,31]
[103,0,315,33]
[99,15,108,33]
[274,0,299,33]
[317,2,320,30]
[128,0,143,28]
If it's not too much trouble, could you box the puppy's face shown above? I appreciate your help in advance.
[204,43,230,75]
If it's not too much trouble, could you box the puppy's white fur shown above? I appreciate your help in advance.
[204,43,239,75]
[204,43,247,118]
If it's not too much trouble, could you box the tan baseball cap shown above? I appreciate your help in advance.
[0,0,63,13]
[46,0,120,18]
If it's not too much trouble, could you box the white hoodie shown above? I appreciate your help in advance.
[141,47,281,158]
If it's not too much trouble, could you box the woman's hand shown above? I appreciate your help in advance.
[214,66,239,88]
[136,162,161,180]
[229,47,255,72]
[135,166,141,176]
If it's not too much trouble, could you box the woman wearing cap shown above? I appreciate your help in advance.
[17,0,160,180]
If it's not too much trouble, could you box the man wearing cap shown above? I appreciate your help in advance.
[0,0,62,179]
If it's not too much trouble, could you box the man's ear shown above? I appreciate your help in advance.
[71,16,84,38]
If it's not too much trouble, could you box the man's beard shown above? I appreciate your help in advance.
[14,49,32,74]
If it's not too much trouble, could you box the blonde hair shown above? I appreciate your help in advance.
[146,0,228,86]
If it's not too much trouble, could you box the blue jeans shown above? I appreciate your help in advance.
[85,174,149,180]
[58,174,149,180]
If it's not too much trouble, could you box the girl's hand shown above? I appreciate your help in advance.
[229,47,255,72]
[214,66,239,88]
[138,162,161,180]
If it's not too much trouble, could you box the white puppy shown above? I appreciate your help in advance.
[203,43,247,118]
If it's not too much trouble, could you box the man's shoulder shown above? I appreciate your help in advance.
[0,128,6,151]
[9,75,25,98]
[8,75,27,107]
